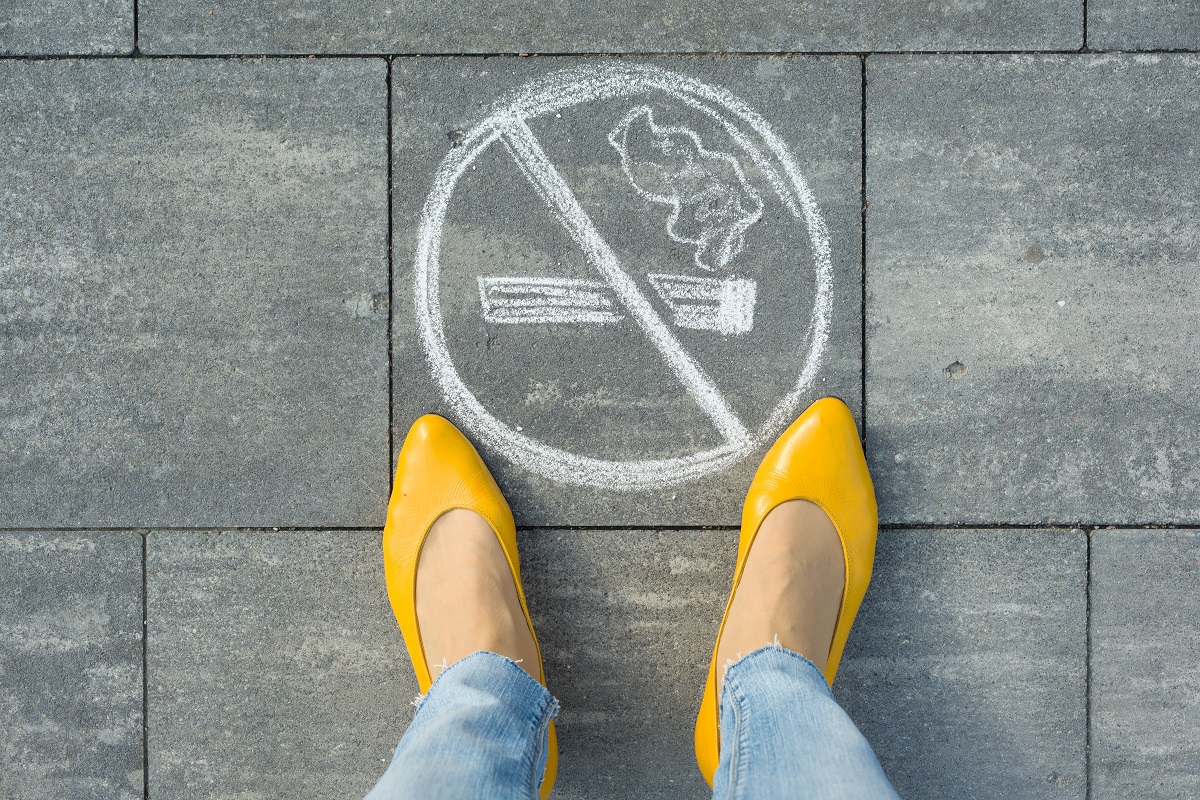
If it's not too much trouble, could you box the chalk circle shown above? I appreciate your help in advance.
[414,63,833,490]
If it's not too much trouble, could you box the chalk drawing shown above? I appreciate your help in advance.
[414,63,833,490]
[609,106,763,272]
[647,273,757,335]
[478,276,623,325]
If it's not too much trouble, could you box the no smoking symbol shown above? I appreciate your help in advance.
[415,64,832,490]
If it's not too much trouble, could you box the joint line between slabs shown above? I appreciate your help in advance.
[3,48,1200,62]
[386,57,396,482]
[859,55,868,444]
[0,526,387,533]
[1082,0,1089,52]
[140,532,149,800]
[0,522,1195,532]
[1085,527,1093,799]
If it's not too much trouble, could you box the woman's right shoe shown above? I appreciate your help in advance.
[694,397,878,788]
[382,414,558,799]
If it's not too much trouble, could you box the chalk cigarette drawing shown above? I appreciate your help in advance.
[647,273,757,335]
[476,273,754,335]
[608,105,764,272]
[478,276,623,325]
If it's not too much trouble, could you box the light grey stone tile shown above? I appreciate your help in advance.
[866,55,1200,525]
[1089,1,1200,50]
[837,528,1088,799]
[1091,529,1200,799]
[518,529,735,799]
[0,532,143,800]
[0,59,389,528]
[0,0,132,55]
[138,0,1080,55]
[391,56,862,526]
[146,530,412,799]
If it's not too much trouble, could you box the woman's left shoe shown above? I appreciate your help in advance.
[382,414,558,799]
[694,397,878,788]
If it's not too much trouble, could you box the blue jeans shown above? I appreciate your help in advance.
[365,647,898,799]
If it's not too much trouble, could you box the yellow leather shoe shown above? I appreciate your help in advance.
[383,414,557,799]
[694,397,878,787]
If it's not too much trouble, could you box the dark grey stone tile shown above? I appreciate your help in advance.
[519,529,735,799]
[138,0,1080,54]
[1091,529,1200,799]
[146,530,412,799]
[0,60,389,528]
[1089,1,1200,50]
[0,532,143,800]
[837,528,1088,799]
[392,56,863,526]
[0,0,132,55]
[866,55,1200,525]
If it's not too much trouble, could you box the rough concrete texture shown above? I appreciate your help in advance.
[138,0,1080,54]
[1091,529,1200,799]
[0,0,132,55]
[1089,1,1200,50]
[392,56,863,526]
[146,530,412,799]
[866,55,1200,525]
[518,529,735,798]
[0,59,390,529]
[837,528,1088,799]
[0,532,143,800]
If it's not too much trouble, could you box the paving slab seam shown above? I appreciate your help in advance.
[140,532,149,800]
[859,54,868,448]
[8,48,1200,62]
[2,523,1194,533]
[1080,0,1089,51]
[883,525,1200,532]
[0,526,388,533]
[1085,528,1093,800]
[386,55,396,475]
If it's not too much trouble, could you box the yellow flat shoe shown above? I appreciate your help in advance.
[694,396,878,787]
[383,414,558,799]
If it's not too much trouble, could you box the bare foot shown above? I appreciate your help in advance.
[415,509,540,681]
[715,500,845,695]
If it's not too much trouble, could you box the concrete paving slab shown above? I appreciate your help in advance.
[0,59,389,529]
[0,532,143,799]
[1091,529,1200,799]
[138,0,1080,55]
[1089,1,1200,50]
[146,530,412,799]
[866,55,1200,525]
[837,528,1088,799]
[391,56,863,527]
[144,526,1087,797]
[0,0,132,55]
[517,529,734,799]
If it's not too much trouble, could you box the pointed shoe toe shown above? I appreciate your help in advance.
[694,397,878,788]
[382,414,558,798]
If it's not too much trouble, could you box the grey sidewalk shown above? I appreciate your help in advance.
[2,4,1199,800]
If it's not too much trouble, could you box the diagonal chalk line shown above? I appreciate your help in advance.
[493,113,752,448]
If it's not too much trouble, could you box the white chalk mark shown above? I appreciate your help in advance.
[493,113,752,448]
[478,276,623,325]
[647,273,757,335]
[609,106,763,272]
[413,63,833,490]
